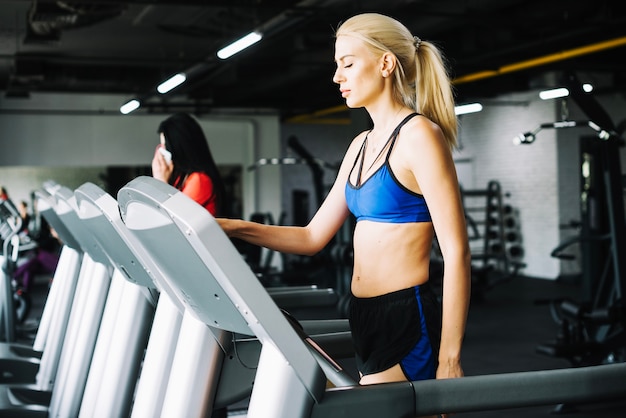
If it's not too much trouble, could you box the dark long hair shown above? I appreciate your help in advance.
[158,112,226,215]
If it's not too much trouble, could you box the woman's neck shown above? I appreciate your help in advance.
[367,102,413,137]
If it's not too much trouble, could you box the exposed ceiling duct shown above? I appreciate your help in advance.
[25,1,126,43]
[0,0,624,118]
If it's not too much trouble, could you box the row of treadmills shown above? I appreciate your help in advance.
[0,176,624,418]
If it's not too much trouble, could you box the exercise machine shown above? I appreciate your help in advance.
[0,198,22,343]
[119,175,626,417]
[75,182,351,417]
[73,183,157,418]
[516,73,626,369]
[0,187,83,387]
[0,197,39,327]
[0,183,114,417]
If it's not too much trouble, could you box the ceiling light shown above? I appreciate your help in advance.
[217,32,262,59]
[539,87,569,100]
[120,99,140,114]
[157,73,186,94]
[583,83,593,93]
[455,103,483,115]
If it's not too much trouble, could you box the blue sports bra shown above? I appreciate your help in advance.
[345,113,432,223]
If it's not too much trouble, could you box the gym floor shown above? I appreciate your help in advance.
[457,275,626,417]
[22,273,625,417]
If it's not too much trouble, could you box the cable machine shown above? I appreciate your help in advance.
[516,73,625,368]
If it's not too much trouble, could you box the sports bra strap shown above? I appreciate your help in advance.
[354,136,368,187]
[385,112,420,161]
[350,112,421,187]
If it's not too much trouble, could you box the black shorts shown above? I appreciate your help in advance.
[349,282,441,380]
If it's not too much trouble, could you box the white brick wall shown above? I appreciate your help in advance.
[455,93,561,278]
[456,89,626,280]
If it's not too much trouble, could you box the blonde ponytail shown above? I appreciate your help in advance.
[415,41,458,150]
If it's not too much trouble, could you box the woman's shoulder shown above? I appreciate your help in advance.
[186,171,212,184]
[399,114,446,149]
[392,115,451,171]
[182,172,213,194]
[405,113,442,134]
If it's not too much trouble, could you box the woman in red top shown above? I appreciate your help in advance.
[151,112,226,216]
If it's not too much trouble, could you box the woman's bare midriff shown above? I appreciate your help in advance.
[350,221,434,297]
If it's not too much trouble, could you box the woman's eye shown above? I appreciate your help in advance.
[345,63,352,68]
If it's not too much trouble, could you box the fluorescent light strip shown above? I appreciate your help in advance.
[455,103,483,115]
[539,83,594,100]
[120,99,140,114]
[157,73,186,94]
[539,87,569,100]
[217,32,263,59]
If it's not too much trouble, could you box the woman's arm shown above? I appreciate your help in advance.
[218,134,365,256]
[399,117,471,380]
[218,182,349,256]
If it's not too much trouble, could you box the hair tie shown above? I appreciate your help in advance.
[413,36,422,51]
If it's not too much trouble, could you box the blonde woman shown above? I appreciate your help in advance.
[218,13,470,413]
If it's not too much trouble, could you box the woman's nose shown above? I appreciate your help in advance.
[333,68,342,84]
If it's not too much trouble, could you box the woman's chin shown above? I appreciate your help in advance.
[345,98,361,109]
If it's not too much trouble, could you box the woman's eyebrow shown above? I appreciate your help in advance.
[334,54,354,63]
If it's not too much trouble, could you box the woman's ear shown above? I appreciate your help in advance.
[380,52,396,77]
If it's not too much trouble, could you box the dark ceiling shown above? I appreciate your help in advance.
[1,0,626,120]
